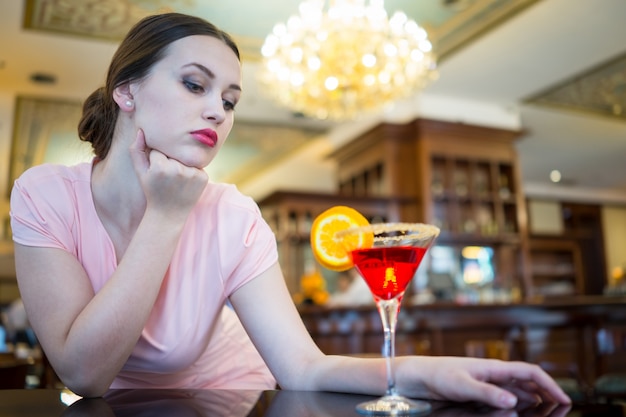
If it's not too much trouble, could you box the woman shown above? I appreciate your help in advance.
[10,13,570,408]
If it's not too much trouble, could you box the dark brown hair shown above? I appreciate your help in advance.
[77,13,240,159]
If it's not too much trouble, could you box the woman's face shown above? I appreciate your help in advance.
[129,35,241,170]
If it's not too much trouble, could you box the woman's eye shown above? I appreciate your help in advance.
[183,80,204,93]
[223,99,236,111]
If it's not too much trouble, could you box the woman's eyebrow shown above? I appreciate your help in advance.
[183,62,242,91]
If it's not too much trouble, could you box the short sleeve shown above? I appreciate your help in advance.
[10,164,84,253]
[210,185,278,296]
[224,211,278,295]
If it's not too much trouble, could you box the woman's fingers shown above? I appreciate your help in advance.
[129,135,208,213]
[500,381,543,405]
[457,373,520,409]
[503,379,559,404]
[423,358,572,410]
[128,129,149,176]
[466,362,571,409]
[486,362,571,405]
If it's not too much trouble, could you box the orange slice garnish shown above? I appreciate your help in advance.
[310,206,373,271]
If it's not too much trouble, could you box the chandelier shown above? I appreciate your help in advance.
[259,0,438,120]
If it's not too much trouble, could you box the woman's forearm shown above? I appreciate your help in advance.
[51,210,188,396]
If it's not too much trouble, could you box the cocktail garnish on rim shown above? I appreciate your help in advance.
[310,206,373,271]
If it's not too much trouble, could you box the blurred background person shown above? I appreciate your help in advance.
[328,269,374,307]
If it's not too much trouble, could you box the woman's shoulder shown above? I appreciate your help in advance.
[14,162,92,188]
[202,181,261,214]
[11,162,93,214]
[10,162,94,248]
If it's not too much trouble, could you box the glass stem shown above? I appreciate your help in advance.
[377,298,400,396]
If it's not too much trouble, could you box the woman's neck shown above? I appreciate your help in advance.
[91,137,146,240]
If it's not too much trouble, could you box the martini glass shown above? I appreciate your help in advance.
[337,222,440,416]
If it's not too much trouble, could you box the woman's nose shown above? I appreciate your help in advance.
[202,95,226,123]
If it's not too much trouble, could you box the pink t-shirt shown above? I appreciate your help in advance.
[10,162,277,389]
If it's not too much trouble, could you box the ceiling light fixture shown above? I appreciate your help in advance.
[550,170,562,183]
[30,72,57,84]
[259,0,438,120]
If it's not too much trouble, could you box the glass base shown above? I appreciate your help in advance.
[356,394,431,416]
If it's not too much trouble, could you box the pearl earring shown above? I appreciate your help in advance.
[125,100,133,108]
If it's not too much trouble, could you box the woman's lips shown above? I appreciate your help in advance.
[191,129,218,147]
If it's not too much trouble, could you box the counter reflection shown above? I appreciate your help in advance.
[59,389,581,417]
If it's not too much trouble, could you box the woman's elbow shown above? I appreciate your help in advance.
[63,380,109,398]
[57,368,112,398]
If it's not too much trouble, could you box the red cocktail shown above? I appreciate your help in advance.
[338,222,439,416]
[351,246,427,301]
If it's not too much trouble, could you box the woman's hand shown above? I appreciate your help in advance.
[397,356,572,409]
[129,129,208,219]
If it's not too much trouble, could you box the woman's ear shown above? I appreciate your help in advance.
[113,83,135,112]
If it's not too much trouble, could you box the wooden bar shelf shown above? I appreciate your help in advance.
[259,118,608,303]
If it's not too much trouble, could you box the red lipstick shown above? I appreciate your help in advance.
[191,129,218,148]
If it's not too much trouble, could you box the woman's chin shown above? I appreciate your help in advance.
[171,154,212,170]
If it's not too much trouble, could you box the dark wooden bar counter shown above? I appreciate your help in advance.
[298,296,626,389]
[1,389,624,417]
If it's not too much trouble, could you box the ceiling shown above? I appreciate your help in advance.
[2,0,626,204]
